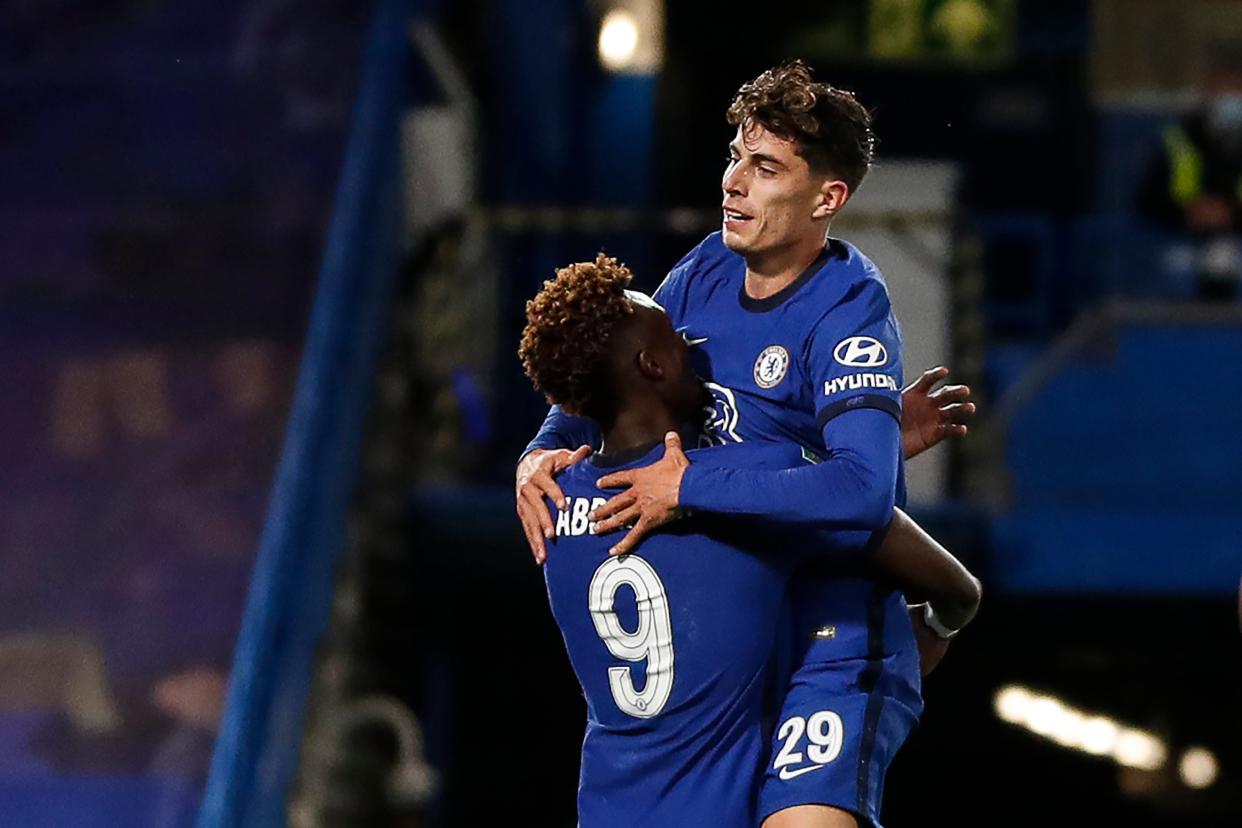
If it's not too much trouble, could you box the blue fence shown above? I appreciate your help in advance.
[196,1,413,825]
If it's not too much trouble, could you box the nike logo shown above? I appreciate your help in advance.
[676,327,708,346]
[778,764,826,781]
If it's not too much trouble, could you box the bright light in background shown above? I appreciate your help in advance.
[1079,716,1120,756]
[993,685,1032,723]
[1025,696,1067,739]
[1049,707,1088,750]
[992,684,1169,771]
[598,9,640,72]
[1114,728,1167,771]
[1178,747,1218,789]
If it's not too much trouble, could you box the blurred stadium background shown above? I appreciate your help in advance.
[2,0,1241,825]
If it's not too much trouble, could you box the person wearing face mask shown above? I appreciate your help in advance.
[1139,57,1242,300]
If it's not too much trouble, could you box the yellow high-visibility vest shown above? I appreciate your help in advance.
[1163,125,1242,205]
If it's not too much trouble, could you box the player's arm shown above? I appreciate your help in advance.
[516,406,600,563]
[591,406,899,556]
[592,281,903,555]
[800,507,982,676]
[683,406,898,529]
[671,441,896,565]
[871,509,982,674]
[871,509,981,633]
[795,506,981,658]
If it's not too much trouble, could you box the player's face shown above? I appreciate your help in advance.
[636,303,711,420]
[721,123,828,256]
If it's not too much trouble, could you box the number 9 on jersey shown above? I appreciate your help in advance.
[588,555,675,718]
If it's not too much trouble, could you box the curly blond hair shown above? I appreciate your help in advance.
[519,253,635,419]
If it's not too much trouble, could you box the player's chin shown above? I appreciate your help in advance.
[721,225,754,251]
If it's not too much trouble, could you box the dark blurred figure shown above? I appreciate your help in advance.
[1139,54,1242,300]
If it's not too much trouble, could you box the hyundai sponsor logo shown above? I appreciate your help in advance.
[823,374,898,396]
[833,336,888,367]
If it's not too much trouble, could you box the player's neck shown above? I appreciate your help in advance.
[743,232,828,301]
[599,405,685,457]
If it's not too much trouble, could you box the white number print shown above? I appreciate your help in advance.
[588,556,675,718]
[773,710,845,780]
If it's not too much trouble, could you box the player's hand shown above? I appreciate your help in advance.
[591,432,689,557]
[908,603,952,676]
[901,366,976,461]
[516,445,593,564]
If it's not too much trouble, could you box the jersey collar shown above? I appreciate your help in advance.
[587,440,666,469]
[736,239,845,313]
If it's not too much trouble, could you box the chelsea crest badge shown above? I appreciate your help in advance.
[753,345,789,389]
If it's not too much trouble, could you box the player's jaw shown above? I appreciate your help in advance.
[721,199,799,255]
[720,128,828,259]
[647,304,713,429]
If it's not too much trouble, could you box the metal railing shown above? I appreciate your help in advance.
[196,1,414,825]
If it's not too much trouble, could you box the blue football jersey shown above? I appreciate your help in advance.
[654,232,913,661]
[544,441,869,828]
[657,233,903,453]
[525,232,923,825]
[527,234,907,517]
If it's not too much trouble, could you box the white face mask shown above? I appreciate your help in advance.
[1208,92,1242,138]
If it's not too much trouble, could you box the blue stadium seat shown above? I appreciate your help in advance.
[999,321,1242,592]
[0,775,200,828]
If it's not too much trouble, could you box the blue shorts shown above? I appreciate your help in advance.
[757,648,922,828]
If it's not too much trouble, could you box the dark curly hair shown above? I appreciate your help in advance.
[727,60,875,193]
[519,253,635,422]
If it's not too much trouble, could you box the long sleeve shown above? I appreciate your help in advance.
[680,441,889,562]
[679,404,899,531]
[521,404,602,460]
[679,268,904,530]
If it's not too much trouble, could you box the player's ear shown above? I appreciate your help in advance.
[813,178,850,220]
[636,348,665,381]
